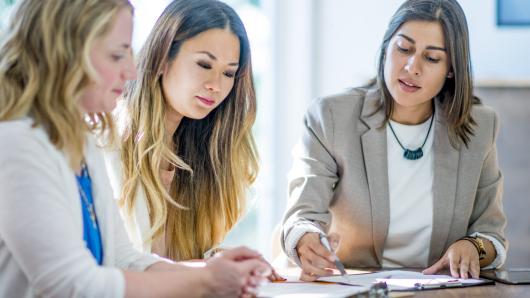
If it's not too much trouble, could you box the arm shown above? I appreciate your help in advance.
[281,99,340,279]
[123,247,270,298]
[424,110,507,278]
[467,110,507,268]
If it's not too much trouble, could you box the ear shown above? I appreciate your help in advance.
[160,62,169,77]
[447,71,454,79]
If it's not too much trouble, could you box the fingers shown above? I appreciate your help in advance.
[298,248,335,275]
[327,233,341,252]
[236,259,271,278]
[449,252,461,278]
[306,242,337,268]
[422,258,445,275]
[300,270,319,282]
[219,246,261,261]
[459,256,470,279]
[267,269,286,282]
[469,259,480,279]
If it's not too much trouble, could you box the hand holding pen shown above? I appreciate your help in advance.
[296,232,343,281]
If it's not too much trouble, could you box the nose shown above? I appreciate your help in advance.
[404,55,421,77]
[204,73,221,93]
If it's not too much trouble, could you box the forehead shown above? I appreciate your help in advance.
[180,28,240,59]
[100,8,133,47]
[394,20,445,48]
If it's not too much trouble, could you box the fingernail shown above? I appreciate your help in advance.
[328,255,336,262]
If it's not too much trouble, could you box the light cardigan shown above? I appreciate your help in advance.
[0,118,161,298]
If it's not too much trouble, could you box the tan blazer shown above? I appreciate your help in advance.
[281,87,507,268]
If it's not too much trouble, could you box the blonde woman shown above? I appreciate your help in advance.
[0,0,269,297]
[105,0,281,280]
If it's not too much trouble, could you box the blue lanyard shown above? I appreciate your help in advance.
[76,165,104,265]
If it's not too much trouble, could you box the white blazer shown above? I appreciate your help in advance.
[0,118,161,298]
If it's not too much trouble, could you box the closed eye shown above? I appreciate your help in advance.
[425,56,440,63]
[112,54,125,61]
[224,71,236,78]
[197,61,212,70]
[397,45,410,54]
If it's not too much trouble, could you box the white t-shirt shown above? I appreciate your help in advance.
[382,118,434,268]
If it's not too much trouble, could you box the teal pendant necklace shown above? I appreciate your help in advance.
[388,110,434,160]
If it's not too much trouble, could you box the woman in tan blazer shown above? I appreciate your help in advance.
[281,0,507,281]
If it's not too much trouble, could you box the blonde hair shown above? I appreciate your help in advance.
[119,0,258,260]
[0,0,132,168]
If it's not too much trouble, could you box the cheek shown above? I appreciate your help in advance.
[425,69,448,92]
[221,79,235,99]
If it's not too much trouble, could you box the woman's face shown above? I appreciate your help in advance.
[384,20,451,112]
[79,8,136,113]
[161,28,240,121]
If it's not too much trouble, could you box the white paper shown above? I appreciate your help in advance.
[258,281,368,298]
[319,270,487,290]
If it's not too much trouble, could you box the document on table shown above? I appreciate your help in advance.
[258,282,368,298]
[319,270,493,291]
[258,273,368,298]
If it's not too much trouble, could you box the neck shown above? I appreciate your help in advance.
[391,100,433,125]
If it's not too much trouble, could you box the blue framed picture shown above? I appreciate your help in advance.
[497,0,530,26]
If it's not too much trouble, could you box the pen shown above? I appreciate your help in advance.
[319,234,347,276]
[414,280,462,290]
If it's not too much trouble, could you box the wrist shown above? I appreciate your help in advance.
[459,236,486,260]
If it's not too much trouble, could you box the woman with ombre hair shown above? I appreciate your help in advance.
[105,0,281,280]
[0,0,269,297]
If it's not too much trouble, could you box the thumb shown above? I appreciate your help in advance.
[422,258,445,275]
[327,233,341,252]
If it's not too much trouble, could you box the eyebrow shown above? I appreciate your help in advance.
[397,33,446,52]
[196,51,239,66]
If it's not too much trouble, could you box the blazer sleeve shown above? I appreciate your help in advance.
[0,132,124,298]
[468,110,508,251]
[281,98,339,254]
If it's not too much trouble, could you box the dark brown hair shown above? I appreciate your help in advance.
[374,0,479,147]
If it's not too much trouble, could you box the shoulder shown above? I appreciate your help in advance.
[0,118,56,160]
[309,88,368,116]
[305,87,370,128]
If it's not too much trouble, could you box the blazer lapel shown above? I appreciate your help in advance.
[428,101,460,265]
[360,89,389,265]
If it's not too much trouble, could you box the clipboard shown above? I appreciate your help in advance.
[319,270,495,291]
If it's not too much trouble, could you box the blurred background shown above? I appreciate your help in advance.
[1,0,529,267]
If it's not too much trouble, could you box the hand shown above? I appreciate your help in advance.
[296,232,340,281]
[203,246,271,298]
[257,255,286,282]
[207,247,285,282]
[423,240,480,279]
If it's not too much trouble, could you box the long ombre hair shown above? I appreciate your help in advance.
[374,0,479,147]
[119,0,258,260]
[0,0,132,168]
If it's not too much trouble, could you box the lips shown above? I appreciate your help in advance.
[112,89,123,95]
[196,96,215,106]
[398,79,421,93]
